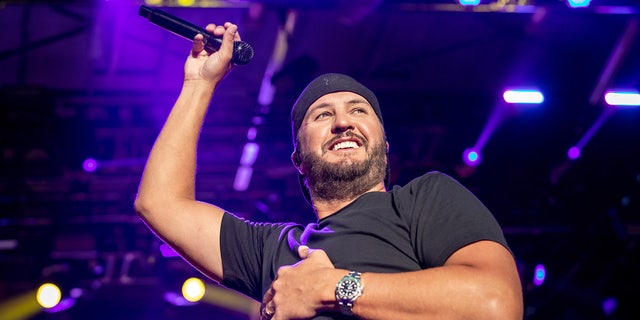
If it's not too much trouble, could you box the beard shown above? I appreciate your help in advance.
[300,136,388,203]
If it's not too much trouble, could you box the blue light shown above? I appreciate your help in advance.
[567,0,591,8]
[533,264,546,286]
[503,89,544,104]
[463,148,482,167]
[459,0,481,5]
[604,91,640,107]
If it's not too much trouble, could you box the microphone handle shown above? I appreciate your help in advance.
[138,5,253,65]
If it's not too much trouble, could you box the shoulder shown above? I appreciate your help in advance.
[221,212,304,238]
[393,171,461,193]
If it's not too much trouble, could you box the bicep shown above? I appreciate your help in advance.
[445,240,523,312]
[445,240,519,280]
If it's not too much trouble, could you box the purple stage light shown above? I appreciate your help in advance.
[43,298,76,313]
[240,142,260,166]
[602,297,618,315]
[533,264,546,286]
[567,146,581,160]
[82,158,98,172]
[160,243,179,258]
[234,166,253,191]
[463,148,482,167]
[163,292,196,306]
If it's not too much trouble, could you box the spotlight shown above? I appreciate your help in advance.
[567,0,591,8]
[459,0,481,6]
[36,283,61,309]
[533,264,546,286]
[503,89,544,104]
[36,282,79,313]
[604,90,640,107]
[463,148,482,167]
[82,158,98,172]
[567,146,581,160]
[182,277,206,302]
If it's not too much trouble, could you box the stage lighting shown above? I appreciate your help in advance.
[567,0,590,8]
[602,297,618,315]
[459,0,481,6]
[182,277,206,302]
[233,166,253,191]
[240,142,260,166]
[36,283,61,309]
[533,264,546,286]
[177,0,195,6]
[463,148,482,167]
[82,158,98,172]
[567,146,581,160]
[160,243,180,258]
[503,89,544,104]
[604,90,640,107]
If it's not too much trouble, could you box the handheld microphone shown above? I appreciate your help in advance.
[138,5,254,65]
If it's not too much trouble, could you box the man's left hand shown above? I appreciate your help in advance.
[261,246,346,320]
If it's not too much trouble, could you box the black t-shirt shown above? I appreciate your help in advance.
[220,171,509,318]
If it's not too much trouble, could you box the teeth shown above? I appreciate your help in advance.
[333,141,359,150]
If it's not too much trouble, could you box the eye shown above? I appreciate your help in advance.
[351,107,366,115]
[315,111,331,120]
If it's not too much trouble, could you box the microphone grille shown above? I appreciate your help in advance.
[232,41,254,65]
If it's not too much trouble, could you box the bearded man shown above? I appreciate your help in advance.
[135,22,523,320]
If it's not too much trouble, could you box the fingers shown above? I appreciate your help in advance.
[191,33,205,57]
[260,302,274,320]
[218,23,237,63]
[298,245,310,259]
[261,286,275,320]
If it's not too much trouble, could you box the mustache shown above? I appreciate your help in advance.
[323,131,367,151]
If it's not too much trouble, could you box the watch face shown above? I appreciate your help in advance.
[337,279,360,300]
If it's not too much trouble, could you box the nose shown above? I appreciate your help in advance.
[331,111,354,134]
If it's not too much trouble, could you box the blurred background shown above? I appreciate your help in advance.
[1,0,639,319]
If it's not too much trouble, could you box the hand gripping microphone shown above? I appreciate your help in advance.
[138,5,254,65]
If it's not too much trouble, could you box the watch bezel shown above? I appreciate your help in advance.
[335,271,363,315]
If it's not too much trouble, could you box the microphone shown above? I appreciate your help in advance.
[138,5,254,65]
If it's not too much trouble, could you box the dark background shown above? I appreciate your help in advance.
[1,0,639,319]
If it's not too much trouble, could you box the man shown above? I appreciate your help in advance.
[135,22,523,320]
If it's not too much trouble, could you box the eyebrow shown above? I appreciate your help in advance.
[308,98,371,114]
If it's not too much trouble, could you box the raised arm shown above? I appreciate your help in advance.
[134,23,239,282]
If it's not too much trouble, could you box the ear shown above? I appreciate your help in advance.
[386,141,390,153]
[291,150,305,174]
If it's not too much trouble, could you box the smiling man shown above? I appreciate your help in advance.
[291,79,389,217]
[135,22,523,320]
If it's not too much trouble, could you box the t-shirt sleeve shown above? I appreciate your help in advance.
[395,171,510,268]
[220,212,289,300]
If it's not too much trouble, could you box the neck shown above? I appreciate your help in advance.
[313,182,386,220]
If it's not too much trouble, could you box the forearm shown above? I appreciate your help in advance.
[353,265,522,320]
[134,81,227,279]
[136,81,215,209]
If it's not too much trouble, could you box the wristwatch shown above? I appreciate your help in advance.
[335,271,363,316]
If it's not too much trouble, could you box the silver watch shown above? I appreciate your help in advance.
[335,271,363,316]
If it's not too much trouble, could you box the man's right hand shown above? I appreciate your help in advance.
[184,22,239,86]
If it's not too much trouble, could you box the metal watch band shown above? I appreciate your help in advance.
[336,271,362,316]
